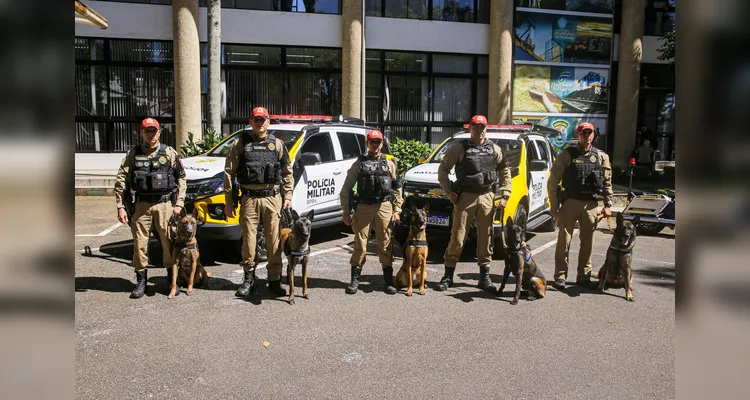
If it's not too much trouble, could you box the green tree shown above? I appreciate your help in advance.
[657,29,675,64]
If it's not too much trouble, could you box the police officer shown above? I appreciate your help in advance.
[435,115,512,292]
[547,122,614,290]
[114,117,187,299]
[340,130,404,295]
[224,106,294,298]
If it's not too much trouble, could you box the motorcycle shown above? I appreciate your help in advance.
[621,157,675,235]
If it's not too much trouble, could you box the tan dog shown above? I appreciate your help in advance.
[168,213,211,299]
[395,200,428,296]
[280,209,314,305]
[596,213,639,302]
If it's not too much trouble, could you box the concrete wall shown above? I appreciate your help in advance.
[75,153,126,173]
[613,34,670,64]
[365,17,489,54]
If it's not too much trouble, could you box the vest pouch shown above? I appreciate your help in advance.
[375,176,390,197]
[244,162,265,184]
[131,170,151,193]
[463,174,484,191]
[264,162,278,184]
[484,170,498,185]
[150,172,169,191]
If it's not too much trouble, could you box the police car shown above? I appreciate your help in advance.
[399,124,556,253]
[181,115,393,245]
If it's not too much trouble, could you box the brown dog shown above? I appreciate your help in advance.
[395,200,428,296]
[596,213,639,302]
[281,209,314,305]
[168,213,211,299]
[498,216,546,305]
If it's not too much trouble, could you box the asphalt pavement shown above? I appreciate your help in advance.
[75,196,675,399]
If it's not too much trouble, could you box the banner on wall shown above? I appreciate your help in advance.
[513,65,609,114]
[513,115,607,151]
[516,0,614,14]
[514,12,612,64]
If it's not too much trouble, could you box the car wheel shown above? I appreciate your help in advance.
[636,221,664,235]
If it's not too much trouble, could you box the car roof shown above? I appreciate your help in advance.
[448,130,538,141]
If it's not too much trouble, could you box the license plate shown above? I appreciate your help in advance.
[427,215,449,226]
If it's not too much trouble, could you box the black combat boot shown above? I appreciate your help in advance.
[434,266,455,291]
[478,266,496,293]
[165,267,179,296]
[235,268,256,297]
[382,266,397,295]
[130,269,148,299]
[345,266,362,294]
[267,279,287,297]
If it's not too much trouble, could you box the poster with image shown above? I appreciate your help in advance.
[513,115,608,151]
[514,12,612,64]
[513,65,609,114]
[516,0,614,14]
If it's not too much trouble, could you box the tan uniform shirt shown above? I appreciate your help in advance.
[547,144,614,207]
[340,154,404,218]
[437,141,512,198]
[114,142,187,209]
[223,132,294,204]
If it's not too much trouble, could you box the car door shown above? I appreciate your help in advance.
[332,130,367,207]
[534,137,554,212]
[526,138,549,215]
[292,132,339,217]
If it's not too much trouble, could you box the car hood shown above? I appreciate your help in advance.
[403,162,455,185]
[182,156,225,180]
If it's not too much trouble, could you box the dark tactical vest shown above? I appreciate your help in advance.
[356,154,392,203]
[130,144,176,196]
[561,146,604,201]
[455,141,498,193]
[237,133,281,186]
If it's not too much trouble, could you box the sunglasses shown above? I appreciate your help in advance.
[470,123,486,129]
[251,116,267,123]
[143,128,159,134]
[368,139,382,145]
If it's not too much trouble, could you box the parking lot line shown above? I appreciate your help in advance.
[76,222,124,237]
[233,245,348,274]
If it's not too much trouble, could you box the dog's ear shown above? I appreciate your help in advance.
[291,209,300,221]
[179,207,188,218]
[631,215,640,226]
[616,212,624,226]
[306,209,314,222]
[506,216,514,226]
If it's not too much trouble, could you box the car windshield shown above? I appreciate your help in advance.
[207,129,303,157]
[429,138,522,169]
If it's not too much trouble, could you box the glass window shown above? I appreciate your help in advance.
[286,47,341,69]
[478,56,489,74]
[433,54,473,74]
[384,52,428,72]
[231,0,339,13]
[226,70,285,118]
[338,132,364,159]
[300,133,334,162]
[366,72,383,124]
[385,76,430,122]
[366,0,382,16]
[108,66,175,118]
[75,65,108,117]
[223,44,281,66]
[534,140,550,164]
[383,125,427,143]
[433,78,472,122]
[75,38,105,61]
[385,0,428,19]
[476,0,490,24]
[110,40,173,63]
[433,0,474,22]
[288,72,341,115]
[476,78,488,117]
[76,122,108,152]
[429,138,522,169]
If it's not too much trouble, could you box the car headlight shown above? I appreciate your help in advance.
[198,177,224,197]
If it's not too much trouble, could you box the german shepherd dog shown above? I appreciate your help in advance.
[281,209,314,305]
[168,213,211,299]
[498,216,547,305]
[395,199,429,296]
[596,213,640,302]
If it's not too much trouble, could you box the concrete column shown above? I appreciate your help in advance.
[172,0,202,146]
[613,0,645,168]
[207,0,222,134]
[342,0,363,118]
[488,0,514,124]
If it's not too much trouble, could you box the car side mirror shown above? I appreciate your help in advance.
[301,152,322,167]
[417,152,430,164]
[529,160,547,172]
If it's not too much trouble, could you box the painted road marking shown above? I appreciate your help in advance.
[76,222,124,237]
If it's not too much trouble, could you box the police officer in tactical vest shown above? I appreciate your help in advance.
[224,107,294,298]
[547,122,614,290]
[340,130,404,294]
[114,118,187,299]
[435,115,512,292]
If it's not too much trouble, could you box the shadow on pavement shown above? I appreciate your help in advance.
[75,277,134,293]
[635,265,675,290]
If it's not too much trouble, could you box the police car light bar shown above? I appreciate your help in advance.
[461,124,531,130]
[268,114,333,123]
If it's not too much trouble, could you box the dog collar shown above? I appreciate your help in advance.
[174,242,196,251]
[290,249,310,256]
[609,244,633,254]
[408,239,428,247]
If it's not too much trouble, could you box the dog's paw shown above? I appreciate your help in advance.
[626,295,635,302]
[510,299,519,305]
[303,293,309,299]
[186,289,192,296]
[526,296,536,301]
[418,290,425,296]
[406,291,413,297]
[289,298,295,305]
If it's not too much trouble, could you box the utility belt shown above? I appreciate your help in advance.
[357,195,392,205]
[241,187,279,198]
[451,181,495,195]
[136,192,173,204]
[566,192,604,202]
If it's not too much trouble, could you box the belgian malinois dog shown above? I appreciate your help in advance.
[395,199,429,296]
[498,216,547,305]
[168,213,211,299]
[596,213,639,302]
[281,209,314,305]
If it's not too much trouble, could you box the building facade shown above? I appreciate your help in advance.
[74,0,675,170]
